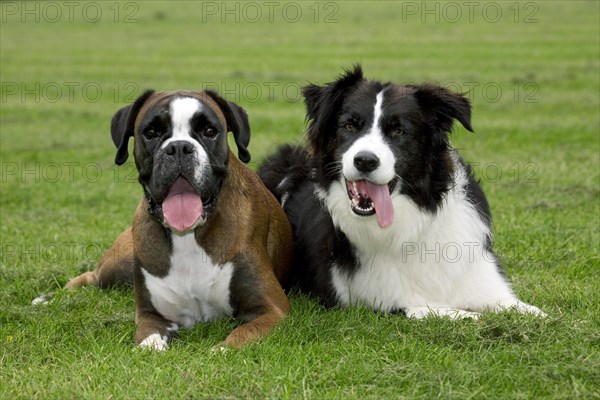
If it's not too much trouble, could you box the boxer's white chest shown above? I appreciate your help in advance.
[142,233,234,329]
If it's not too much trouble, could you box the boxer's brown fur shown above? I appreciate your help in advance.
[64,228,134,289]
[63,89,293,349]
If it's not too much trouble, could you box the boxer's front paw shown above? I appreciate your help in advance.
[136,322,178,351]
[139,333,169,351]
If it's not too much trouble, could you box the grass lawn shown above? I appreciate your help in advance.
[1,1,599,398]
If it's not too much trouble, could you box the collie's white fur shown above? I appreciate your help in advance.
[322,144,544,319]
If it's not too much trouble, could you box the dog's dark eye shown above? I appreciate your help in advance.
[341,121,359,133]
[384,118,406,137]
[339,114,362,133]
[390,126,405,137]
[203,126,218,138]
[143,128,160,139]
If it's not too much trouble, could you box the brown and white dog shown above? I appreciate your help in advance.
[55,90,293,350]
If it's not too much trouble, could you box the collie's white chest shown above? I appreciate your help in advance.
[329,187,514,313]
[142,234,234,328]
[331,248,461,311]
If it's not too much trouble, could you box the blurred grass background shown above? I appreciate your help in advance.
[1,1,599,398]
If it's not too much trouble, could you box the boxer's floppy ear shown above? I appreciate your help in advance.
[205,90,251,163]
[112,89,155,165]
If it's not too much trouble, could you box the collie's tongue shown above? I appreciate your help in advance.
[162,177,203,232]
[357,180,394,228]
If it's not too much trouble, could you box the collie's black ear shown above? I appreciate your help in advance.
[112,89,155,165]
[412,84,473,133]
[206,90,251,163]
[303,64,365,154]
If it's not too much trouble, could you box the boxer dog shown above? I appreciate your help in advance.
[49,90,293,350]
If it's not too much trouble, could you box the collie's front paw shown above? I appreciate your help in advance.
[405,306,481,320]
[513,302,547,317]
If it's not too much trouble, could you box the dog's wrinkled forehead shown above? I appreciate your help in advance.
[133,91,227,135]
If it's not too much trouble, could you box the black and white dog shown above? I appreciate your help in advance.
[259,66,545,319]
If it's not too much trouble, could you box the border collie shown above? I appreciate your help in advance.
[259,66,545,319]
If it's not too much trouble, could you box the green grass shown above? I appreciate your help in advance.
[1,1,599,398]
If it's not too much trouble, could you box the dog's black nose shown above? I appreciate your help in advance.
[165,140,195,158]
[354,151,380,173]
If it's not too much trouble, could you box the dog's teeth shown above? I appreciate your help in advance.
[355,204,374,212]
[353,181,358,194]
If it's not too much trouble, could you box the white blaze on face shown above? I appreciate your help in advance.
[159,97,210,232]
[341,90,396,184]
[339,90,396,228]
[160,97,209,171]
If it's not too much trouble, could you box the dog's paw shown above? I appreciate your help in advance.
[405,306,481,320]
[210,343,230,354]
[509,302,547,317]
[139,333,169,351]
[444,309,481,320]
[31,292,54,306]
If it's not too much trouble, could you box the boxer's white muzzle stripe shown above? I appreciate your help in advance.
[161,97,209,182]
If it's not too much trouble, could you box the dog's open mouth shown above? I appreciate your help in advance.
[162,176,205,233]
[346,179,396,228]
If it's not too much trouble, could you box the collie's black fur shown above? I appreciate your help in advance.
[258,65,544,318]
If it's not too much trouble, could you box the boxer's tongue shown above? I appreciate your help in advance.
[357,180,394,228]
[162,177,203,232]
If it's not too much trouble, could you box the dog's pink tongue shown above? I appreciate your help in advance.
[162,177,203,232]
[365,180,394,228]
